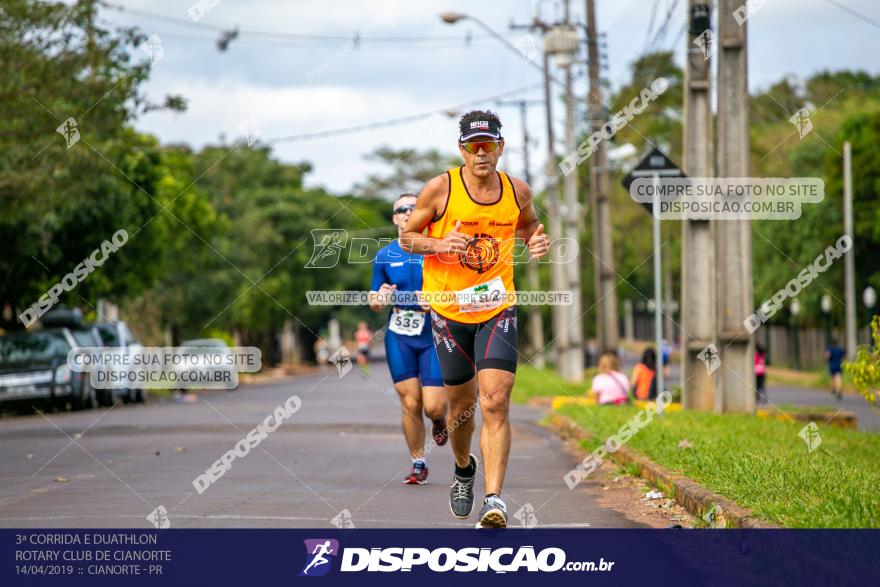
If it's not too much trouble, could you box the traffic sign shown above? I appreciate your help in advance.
[621,147,685,406]
[622,146,685,215]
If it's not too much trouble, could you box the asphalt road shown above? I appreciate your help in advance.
[0,364,644,529]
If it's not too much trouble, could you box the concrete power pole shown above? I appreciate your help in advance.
[682,1,717,411]
[716,0,754,413]
[542,51,569,371]
[499,99,547,369]
[560,1,584,382]
[585,0,619,352]
[843,141,857,360]
[509,16,570,376]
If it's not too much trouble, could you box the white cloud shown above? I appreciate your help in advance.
[120,0,880,195]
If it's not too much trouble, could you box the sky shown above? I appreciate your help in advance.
[99,0,880,196]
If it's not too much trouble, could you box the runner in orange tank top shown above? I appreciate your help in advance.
[400,110,549,528]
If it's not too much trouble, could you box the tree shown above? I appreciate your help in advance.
[751,72,880,326]
[354,147,459,200]
[845,315,880,409]
[0,0,188,329]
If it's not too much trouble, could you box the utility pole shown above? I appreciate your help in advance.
[498,98,547,368]
[510,14,579,379]
[716,0,754,413]
[664,261,676,345]
[843,141,856,360]
[542,50,569,371]
[585,0,619,352]
[682,1,716,411]
[560,0,584,382]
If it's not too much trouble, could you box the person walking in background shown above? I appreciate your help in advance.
[314,337,329,365]
[354,321,373,372]
[589,352,630,405]
[755,344,768,404]
[630,347,657,401]
[660,339,671,379]
[825,338,846,400]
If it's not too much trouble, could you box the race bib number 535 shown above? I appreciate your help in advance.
[389,310,425,336]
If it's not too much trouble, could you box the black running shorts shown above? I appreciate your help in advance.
[429,307,518,386]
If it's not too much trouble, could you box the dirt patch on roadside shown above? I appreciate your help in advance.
[585,461,694,528]
[555,426,695,528]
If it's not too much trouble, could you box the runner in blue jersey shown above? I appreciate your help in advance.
[369,193,448,485]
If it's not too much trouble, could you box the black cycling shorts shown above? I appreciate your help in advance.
[429,307,518,386]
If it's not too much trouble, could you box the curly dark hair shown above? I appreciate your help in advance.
[458,110,503,136]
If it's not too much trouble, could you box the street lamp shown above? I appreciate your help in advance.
[821,294,833,347]
[863,286,877,340]
[790,300,801,370]
[438,11,554,80]
[439,11,465,24]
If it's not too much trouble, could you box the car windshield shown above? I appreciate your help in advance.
[71,330,99,347]
[0,332,71,365]
[96,324,119,346]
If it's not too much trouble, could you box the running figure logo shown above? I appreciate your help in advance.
[56,117,80,149]
[788,104,816,139]
[459,233,500,274]
[305,229,348,269]
[697,344,721,375]
[300,539,339,577]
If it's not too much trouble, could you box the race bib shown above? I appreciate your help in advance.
[456,277,507,313]
[389,309,425,336]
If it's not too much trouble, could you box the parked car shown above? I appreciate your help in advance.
[94,320,145,404]
[177,338,238,391]
[0,328,96,411]
[42,308,131,407]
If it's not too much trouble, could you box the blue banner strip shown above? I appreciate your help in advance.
[4,529,879,586]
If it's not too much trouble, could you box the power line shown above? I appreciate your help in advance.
[102,2,520,45]
[821,0,880,31]
[109,27,505,50]
[647,0,681,52]
[643,0,661,54]
[263,83,544,143]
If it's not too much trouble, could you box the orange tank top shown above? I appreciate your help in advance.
[422,167,520,324]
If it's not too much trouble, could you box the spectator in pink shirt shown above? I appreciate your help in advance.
[589,352,630,405]
[754,344,768,404]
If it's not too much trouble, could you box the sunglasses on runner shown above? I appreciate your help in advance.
[394,204,415,214]
[460,140,501,154]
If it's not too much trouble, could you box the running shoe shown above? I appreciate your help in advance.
[449,454,478,519]
[404,461,428,485]
[476,495,508,529]
[432,419,449,446]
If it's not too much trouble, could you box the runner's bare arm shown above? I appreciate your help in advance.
[513,178,538,240]
[368,284,396,311]
[399,174,469,255]
[513,178,549,259]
